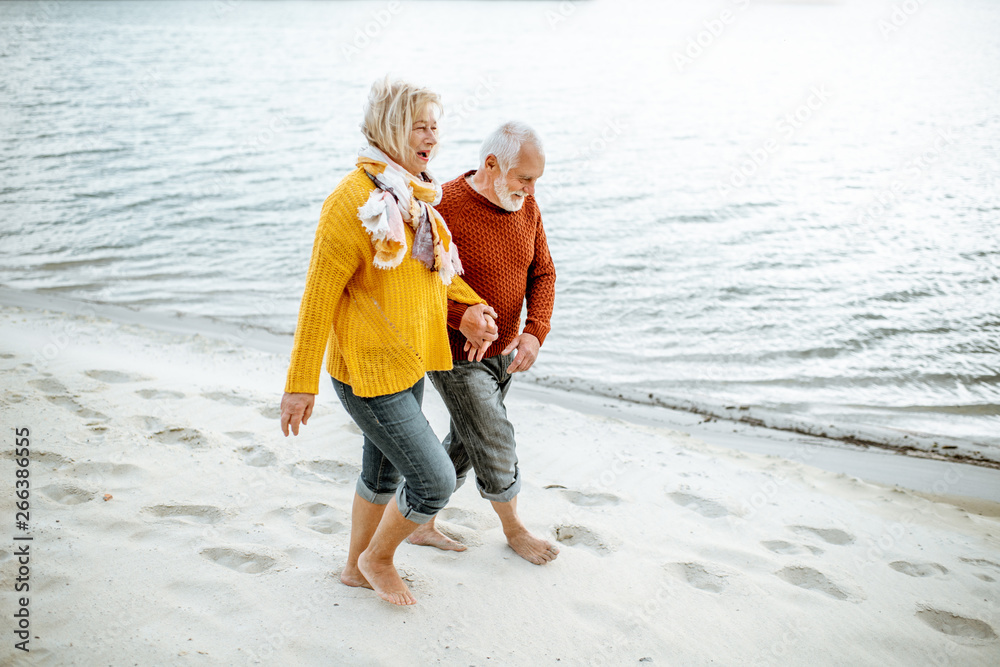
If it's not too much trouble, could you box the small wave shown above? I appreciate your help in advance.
[856,404,1000,417]
[34,147,128,159]
[709,372,1000,389]
[660,213,721,224]
[36,257,120,270]
[36,282,114,294]
[866,326,956,338]
[73,191,119,200]
[731,201,780,209]
[874,288,943,303]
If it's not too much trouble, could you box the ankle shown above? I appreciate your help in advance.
[502,521,529,539]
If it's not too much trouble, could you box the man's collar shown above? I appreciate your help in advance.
[461,169,510,213]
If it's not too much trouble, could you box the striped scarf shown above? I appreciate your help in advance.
[356,146,463,285]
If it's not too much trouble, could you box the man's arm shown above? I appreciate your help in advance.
[506,215,555,373]
[522,216,555,344]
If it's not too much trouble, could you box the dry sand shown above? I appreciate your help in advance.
[1,299,998,666]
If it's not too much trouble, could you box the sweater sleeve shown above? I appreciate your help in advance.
[445,274,484,330]
[522,215,556,345]
[284,201,364,394]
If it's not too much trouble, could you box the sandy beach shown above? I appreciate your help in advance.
[2,295,999,666]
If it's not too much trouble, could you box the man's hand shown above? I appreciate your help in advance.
[460,303,498,362]
[503,332,540,373]
[281,392,315,436]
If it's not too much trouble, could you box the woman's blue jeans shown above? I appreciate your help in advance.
[331,377,455,524]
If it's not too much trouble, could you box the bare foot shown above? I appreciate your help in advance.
[339,565,372,590]
[357,550,416,605]
[408,522,467,552]
[506,527,559,565]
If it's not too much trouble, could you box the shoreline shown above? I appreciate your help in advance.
[516,383,1000,509]
[4,284,999,480]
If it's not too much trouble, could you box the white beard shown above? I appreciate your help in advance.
[494,175,526,212]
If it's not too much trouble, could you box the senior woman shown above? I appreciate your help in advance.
[280,77,497,606]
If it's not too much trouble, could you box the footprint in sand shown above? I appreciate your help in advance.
[144,505,224,524]
[668,491,731,519]
[437,507,496,530]
[38,484,94,505]
[958,557,1000,582]
[258,405,282,420]
[916,607,997,640]
[237,445,277,467]
[30,377,68,394]
[556,489,621,507]
[959,556,1000,582]
[71,461,143,479]
[151,427,208,449]
[202,391,252,406]
[761,540,821,556]
[295,502,347,535]
[889,561,949,578]
[776,566,861,602]
[789,525,855,546]
[290,459,359,484]
[30,378,107,419]
[51,396,106,419]
[85,370,150,383]
[31,451,75,469]
[340,420,363,436]
[200,547,276,574]
[959,557,1000,571]
[553,524,614,555]
[665,562,730,593]
[137,389,185,400]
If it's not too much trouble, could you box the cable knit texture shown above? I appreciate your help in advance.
[285,167,484,397]
[437,170,556,361]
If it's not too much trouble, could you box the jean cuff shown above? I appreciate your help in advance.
[476,467,521,503]
[356,477,396,505]
[395,487,437,525]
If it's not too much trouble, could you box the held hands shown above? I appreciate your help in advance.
[460,303,499,362]
[280,392,315,436]
[503,332,540,373]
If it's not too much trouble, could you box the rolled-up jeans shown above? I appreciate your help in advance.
[331,377,455,524]
[427,352,521,503]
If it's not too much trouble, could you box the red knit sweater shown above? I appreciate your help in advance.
[437,171,556,361]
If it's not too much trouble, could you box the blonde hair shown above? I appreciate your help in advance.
[361,76,442,164]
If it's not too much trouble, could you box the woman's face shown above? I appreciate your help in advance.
[399,105,438,176]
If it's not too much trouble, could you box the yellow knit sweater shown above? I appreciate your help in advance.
[285,168,484,397]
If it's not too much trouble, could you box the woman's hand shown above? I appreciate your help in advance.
[281,392,315,436]
[460,304,498,362]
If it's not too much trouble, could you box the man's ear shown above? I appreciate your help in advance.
[485,154,499,172]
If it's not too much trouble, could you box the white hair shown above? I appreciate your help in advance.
[479,121,544,173]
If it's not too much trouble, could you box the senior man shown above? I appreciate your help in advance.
[408,121,559,564]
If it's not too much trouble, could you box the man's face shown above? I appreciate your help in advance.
[490,146,545,212]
